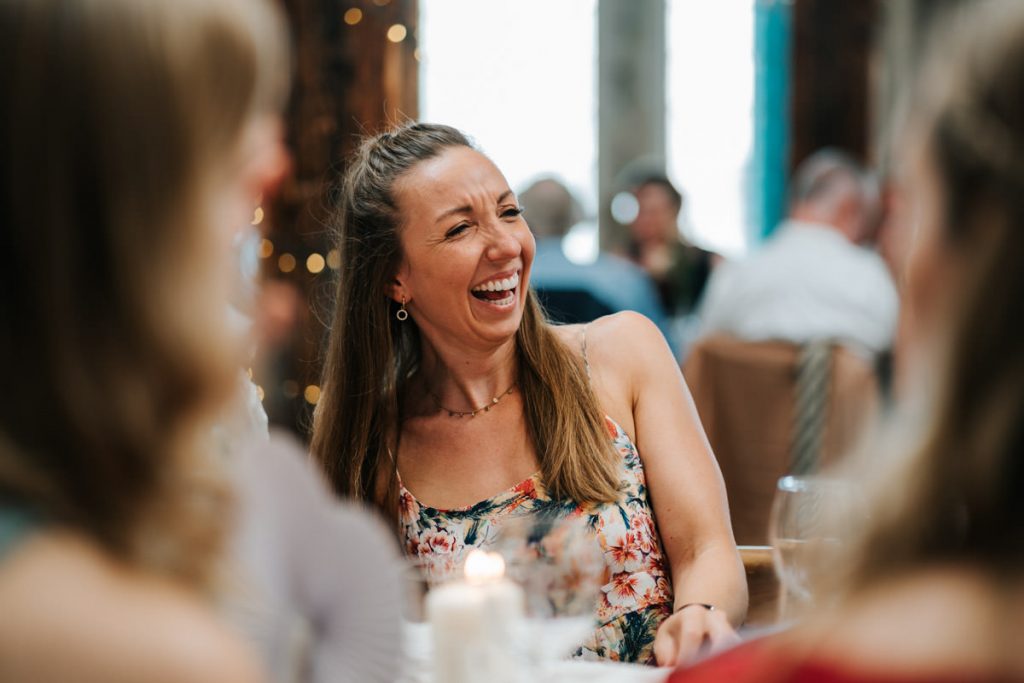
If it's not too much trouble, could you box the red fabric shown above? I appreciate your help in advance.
[667,638,1017,683]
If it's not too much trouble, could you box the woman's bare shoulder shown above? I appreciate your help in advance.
[582,312,671,376]
[550,313,665,359]
[0,531,263,683]
[586,310,663,342]
[549,321,585,352]
[549,313,674,432]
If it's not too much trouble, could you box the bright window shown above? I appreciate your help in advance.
[667,1,756,258]
[419,1,598,212]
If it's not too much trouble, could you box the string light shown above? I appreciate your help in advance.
[414,48,421,62]
[278,253,296,273]
[326,249,341,270]
[344,8,362,25]
[304,385,321,405]
[252,206,265,225]
[387,24,407,43]
[306,253,326,274]
[256,385,266,402]
[259,238,274,259]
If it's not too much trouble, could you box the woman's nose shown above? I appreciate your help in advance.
[484,225,521,262]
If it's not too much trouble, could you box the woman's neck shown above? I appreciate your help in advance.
[416,336,518,414]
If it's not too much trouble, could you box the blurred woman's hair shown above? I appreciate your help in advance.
[846,0,1024,590]
[0,0,288,588]
[312,123,621,518]
[635,176,683,214]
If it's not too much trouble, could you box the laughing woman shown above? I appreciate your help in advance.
[311,124,746,666]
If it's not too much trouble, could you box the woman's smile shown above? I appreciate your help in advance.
[470,269,520,309]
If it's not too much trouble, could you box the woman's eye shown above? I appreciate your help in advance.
[444,223,469,239]
[501,207,524,219]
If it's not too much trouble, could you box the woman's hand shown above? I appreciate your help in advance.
[653,604,741,666]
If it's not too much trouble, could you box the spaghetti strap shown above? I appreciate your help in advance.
[580,324,592,381]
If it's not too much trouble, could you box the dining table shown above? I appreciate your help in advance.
[397,620,671,683]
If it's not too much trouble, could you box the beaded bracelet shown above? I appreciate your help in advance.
[675,602,716,614]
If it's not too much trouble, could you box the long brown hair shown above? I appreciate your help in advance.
[311,123,620,518]
[846,0,1024,590]
[0,0,288,587]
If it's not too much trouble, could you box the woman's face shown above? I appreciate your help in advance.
[200,115,289,345]
[211,116,289,260]
[631,184,678,245]
[392,146,535,351]
[898,133,959,355]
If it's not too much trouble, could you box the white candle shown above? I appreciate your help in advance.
[427,550,526,683]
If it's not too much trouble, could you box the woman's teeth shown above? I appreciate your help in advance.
[472,272,520,293]
[471,272,519,305]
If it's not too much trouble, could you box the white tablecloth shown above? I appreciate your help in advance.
[398,621,669,683]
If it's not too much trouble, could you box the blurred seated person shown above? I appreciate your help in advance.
[228,433,402,683]
[626,176,718,318]
[312,123,747,666]
[218,214,403,683]
[670,2,1024,680]
[522,177,673,350]
[0,0,288,680]
[698,151,898,359]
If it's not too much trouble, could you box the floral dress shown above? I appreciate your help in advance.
[399,416,674,665]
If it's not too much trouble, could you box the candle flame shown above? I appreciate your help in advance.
[464,549,505,583]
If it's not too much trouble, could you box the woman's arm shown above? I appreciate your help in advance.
[587,312,747,665]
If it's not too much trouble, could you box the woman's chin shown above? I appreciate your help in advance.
[468,290,524,339]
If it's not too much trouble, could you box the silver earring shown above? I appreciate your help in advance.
[396,297,409,321]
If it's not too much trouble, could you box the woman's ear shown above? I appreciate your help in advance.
[389,256,413,303]
[388,276,407,304]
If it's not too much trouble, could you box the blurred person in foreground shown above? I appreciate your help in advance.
[625,176,718,319]
[312,123,747,666]
[670,2,1024,680]
[0,0,284,680]
[522,177,674,350]
[698,151,898,359]
[0,1,400,682]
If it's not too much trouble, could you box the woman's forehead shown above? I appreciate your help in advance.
[397,147,509,205]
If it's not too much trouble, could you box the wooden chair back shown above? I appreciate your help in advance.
[684,335,878,545]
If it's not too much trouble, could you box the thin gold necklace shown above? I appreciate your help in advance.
[430,383,516,418]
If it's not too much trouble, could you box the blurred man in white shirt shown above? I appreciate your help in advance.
[698,150,898,357]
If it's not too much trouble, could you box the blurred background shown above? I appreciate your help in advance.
[254,0,961,440]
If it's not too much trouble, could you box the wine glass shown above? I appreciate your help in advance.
[769,475,853,620]
[489,511,606,661]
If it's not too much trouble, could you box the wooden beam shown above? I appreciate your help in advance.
[790,0,878,168]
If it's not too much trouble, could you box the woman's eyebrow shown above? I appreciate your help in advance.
[434,204,472,224]
[434,190,514,224]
